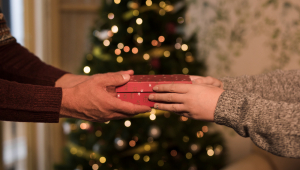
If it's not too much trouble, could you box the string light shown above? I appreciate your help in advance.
[95,130,102,137]
[144,144,151,151]
[80,123,90,130]
[165,5,174,12]
[146,0,152,6]
[92,164,99,170]
[103,40,110,46]
[152,40,158,46]
[83,66,91,74]
[159,9,166,16]
[124,46,130,52]
[111,25,118,33]
[143,155,150,162]
[181,44,188,51]
[158,36,165,42]
[207,149,214,156]
[129,140,136,147]
[185,55,194,62]
[196,131,204,138]
[115,49,121,55]
[164,51,170,57]
[104,121,110,124]
[114,0,121,4]
[191,144,199,152]
[202,126,208,133]
[159,1,166,8]
[127,27,133,33]
[175,43,181,49]
[170,150,177,157]
[158,160,164,166]
[133,154,140,160]
[178,17,184,24]
[132,47,138,54]
[124,120,131,127]
[137,37,143,43]
[143,53,150,60]
[150,114,156,120]
[99,157,106,163]
[182,68,189,74]
[116,56,123,63]
[108,13,114,19]
[180,116,188,121]
[136,18,143,25]
[118,43,124,49]
[70,147,77,155]
[186,152,192,159]
[133,10,139,16]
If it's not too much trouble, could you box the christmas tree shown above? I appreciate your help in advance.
[55,0,226,170]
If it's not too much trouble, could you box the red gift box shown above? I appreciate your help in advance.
[116,74,191,107]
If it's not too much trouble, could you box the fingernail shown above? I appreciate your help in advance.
[149,95,154,100]
[122,74,130,80]
[153,86,158,91]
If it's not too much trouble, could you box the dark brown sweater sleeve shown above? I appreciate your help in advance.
[0,79,62,122]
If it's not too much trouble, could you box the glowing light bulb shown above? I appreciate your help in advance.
[132,47,138,54]
[207,149,214,156]
[181,44,188,51]
[186,152,192,159]
[83,66,91,74]
[118,43,124,49]
[159,9,166,16]
[144,144,151,151]
[202,126,208,133]
[133,154,140,160]
[116,56,123,63]
[124,120,131,127]
[150,114,156,120]
[196,131,204,138]
[133,10,139,16]
[158,36,165,42]
[152,40,158,46]
[108,13,114,19]
[137,37,143,43]
[175,43,181,49]
[143,53,150,60]
[103,39,110,46]
[143,155,150,162]
[115,49,121,55]
[182,68,189,74]
[127,27,133,34]
[129,140,136,147]
[136,18,143,25]
[92,164,99,170]
[164,51,170,57]
[124,46,130,52]
[111,25,118,33]
[114,0,121,4]
[146,0,152,6]
[95,130,102,137]
[159,1,166,8]
[99,157,106,163]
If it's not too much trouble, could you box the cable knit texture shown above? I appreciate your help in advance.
[215,69,300,158]
[0,9,67,123]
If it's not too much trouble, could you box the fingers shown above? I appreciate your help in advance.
[154,103,186,113]
[102,73,131,87]
[153,84,190,93]
[149,93,185,103]
[115,70,134,75]
[190,75,202,81]
[113,98,151,115]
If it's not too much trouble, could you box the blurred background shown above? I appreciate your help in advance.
[1,0,300,170]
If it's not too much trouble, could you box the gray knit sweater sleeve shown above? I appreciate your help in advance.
[214,69,300,158]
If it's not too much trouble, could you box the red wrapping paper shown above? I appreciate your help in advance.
[116,75,191,107]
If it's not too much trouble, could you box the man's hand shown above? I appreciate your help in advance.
[149,84,224,122]
[59,72,151,122]
[190,75,224,89]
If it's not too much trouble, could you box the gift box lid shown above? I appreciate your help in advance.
[116,74,191,93]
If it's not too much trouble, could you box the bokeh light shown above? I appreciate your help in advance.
[83,66,91,74]
[111,25,118,33]
[143,53,150,60]
[116,56,123,63]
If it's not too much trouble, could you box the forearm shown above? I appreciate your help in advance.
[215,90,300,158]
[220,69,300,102]
[0,42,67,86]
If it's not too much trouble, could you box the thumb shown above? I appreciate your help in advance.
[104,73,130,87]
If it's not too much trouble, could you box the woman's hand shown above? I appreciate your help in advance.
[149,84,224,121]
[190,75,224,89]
[59,72,151,122]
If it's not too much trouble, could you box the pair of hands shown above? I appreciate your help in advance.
[55,70,151,122]
[149,76,224,122]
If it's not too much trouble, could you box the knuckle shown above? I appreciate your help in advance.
[169,84,177,92]
[167,94,173,102]
[171,104,179,112]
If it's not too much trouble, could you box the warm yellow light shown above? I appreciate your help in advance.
[103,40,110,46]
[116,56,123,63]
[143,155,150,162]
[108,13,114,19]
[175,43,181,49]
[80,122,90,130]
[144,144,151,151]
[118,43,124,49]
[158,160,164,166]
[70,147,77,155]
[150,109,156,114]
[132,47,138,54]
[83,66,91,74]
[191,144,198,151]
[92,164,99,170]
[129,140,136,147]
[180,116,188,121]
[99,157,106,163]
[104,121,110,124]
[143,53,150,60]
[186,152,192,159]
[95,130,102,137]
[183,136,189,142]
[137,37,143,43]
[111,25,118,33]
[124,120,131,127]
[114,0,121,4]
[159,1,166,8]
[196,131,204,138]
[165,5,174,12]
[136,18,143,25]
[158,36,165,42]
[133,10,139,16]
[178,17,184,24]
[181,44,188,51]
[207,149,214,156]
[124,46,130,52]
[159,9,166,16]
[146,0,152,6]
[170,150,177,157]
[202,126,208,133]
[115,49,121,55]
[127,27,133,33]
[185,55,194,62]
[164,51,170,57]
[182,68,189,74]
[133,154,140,160]
[151,40,158,46]
[150,114,156,120]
